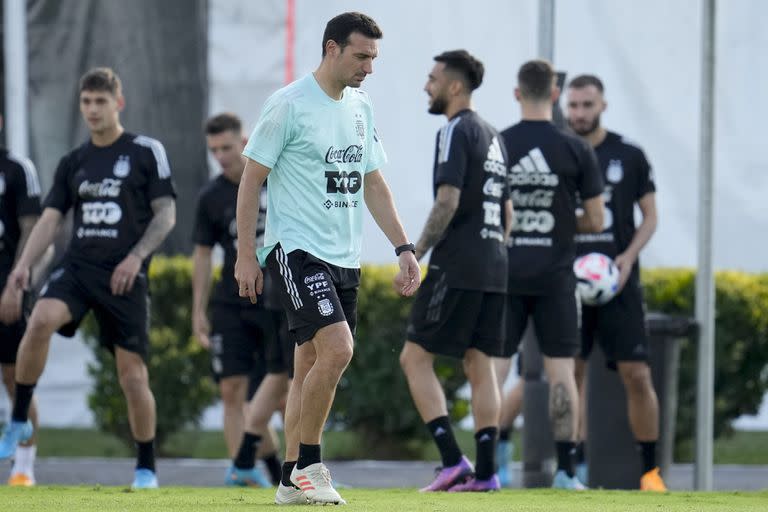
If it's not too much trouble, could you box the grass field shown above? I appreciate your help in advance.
[34,428,768,464]
[2,487,767,512]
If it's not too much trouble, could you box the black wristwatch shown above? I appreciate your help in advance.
[395,243,416,256]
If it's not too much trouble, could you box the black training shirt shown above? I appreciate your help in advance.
[428,110,509,293]
[501,120,603,294]
[44,132,176,272]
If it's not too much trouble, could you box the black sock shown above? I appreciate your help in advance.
[474,427,498,481]
[281,461,297,487]
[638,441,657,473]
[426,416,463,468]
[11,383,36,423]
[233,432,261,469]
[499,427,511,442]
[262,452,282,485]
[296,443,321,470]
[556,441,576,477]
[575,441,586,465]
[136,440,156,472]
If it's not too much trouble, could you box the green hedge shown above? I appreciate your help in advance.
[82,257,768,458]
[642,269,768,458]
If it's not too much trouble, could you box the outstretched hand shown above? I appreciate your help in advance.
[393,252,421,297]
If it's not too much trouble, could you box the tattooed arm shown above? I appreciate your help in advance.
[414,184,461,261]
[111,196,176,295]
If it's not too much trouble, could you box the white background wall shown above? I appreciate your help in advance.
[211,0,768,271]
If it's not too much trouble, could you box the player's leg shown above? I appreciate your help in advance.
[448,292,507,492]
[603,282,665,491]
[400,275,475,491]
[534,288,584,490]
[2,364,38,486]
[114,346,158,489]
[238,310,290,486]
[278,342,313,498]
[221,375,249,457]
[497,376,523,486]
[240,372,290,485]
[297,320,352,451]
[574,304,596,485]
[449,347,500,491]
[0,298,73,460]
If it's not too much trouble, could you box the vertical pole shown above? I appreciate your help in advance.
[4,0,29,156]
[694,0,716,492]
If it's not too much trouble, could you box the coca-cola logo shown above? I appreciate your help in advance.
[510,189,554,208]
[78,179,122,198]
[325,145,363,164]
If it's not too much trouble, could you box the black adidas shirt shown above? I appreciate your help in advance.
[193,174,270,307]
[575,131,655,275]
[44,132,176,272]
[501,120,603,294]
[0,150,42,280]
[428,109,509,293]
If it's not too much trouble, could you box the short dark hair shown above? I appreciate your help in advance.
[434,50,485,92]
[79,67,122,96]
[517,59,555,101]
[568,74,605,93]
[205,112,243,135]
[321,12,382,56]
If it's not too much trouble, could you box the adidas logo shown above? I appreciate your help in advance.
[511,147,551,173]
[434,427,447,436]
[487,136,504,163]
[479,433,492,442]
[509,147,559,187]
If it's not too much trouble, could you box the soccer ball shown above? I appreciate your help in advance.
[573,252,620,306]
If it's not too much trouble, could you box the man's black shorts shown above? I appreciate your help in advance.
[40,258,150,360]
[265,245,359,345]
[210,302,293,381]
[0,291,33,365]
[406,267,506,358]
[580,278,649,370]
[504,282,580,358]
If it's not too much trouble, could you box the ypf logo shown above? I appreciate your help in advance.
[325,171,362,194]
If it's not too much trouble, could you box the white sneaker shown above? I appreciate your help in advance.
[275,482,309,505]
[291,463,346,505]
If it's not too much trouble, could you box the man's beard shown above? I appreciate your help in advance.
[568,115,600,137]
[569,115,601,136]
[428,95,448,115]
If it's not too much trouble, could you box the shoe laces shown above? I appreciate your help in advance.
[317,465,333,486]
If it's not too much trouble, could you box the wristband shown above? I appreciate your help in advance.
[395,243,416,256]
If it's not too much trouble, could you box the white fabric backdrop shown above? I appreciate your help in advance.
[210,0,768,271]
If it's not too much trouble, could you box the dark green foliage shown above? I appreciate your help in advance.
[642,269,768,458]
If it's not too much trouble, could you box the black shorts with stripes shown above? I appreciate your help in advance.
[406,266,506,358]
[265,244,360,345]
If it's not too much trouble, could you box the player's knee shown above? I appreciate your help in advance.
[220,379,245,405]
[323,340,353,370]
[26,308,63,340]
[620,364,652,396]
[118,369,149,397]
[399,344,421,374]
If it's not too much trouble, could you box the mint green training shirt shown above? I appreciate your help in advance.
[243,74,387,268]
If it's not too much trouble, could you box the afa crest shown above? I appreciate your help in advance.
[113,155,131,178]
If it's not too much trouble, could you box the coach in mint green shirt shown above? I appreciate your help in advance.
[243,73,387,268]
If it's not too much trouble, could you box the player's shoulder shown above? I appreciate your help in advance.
[1,150,36,177]
[265,77,308,109]
[129,132,167,153]
[609,131,648,157]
